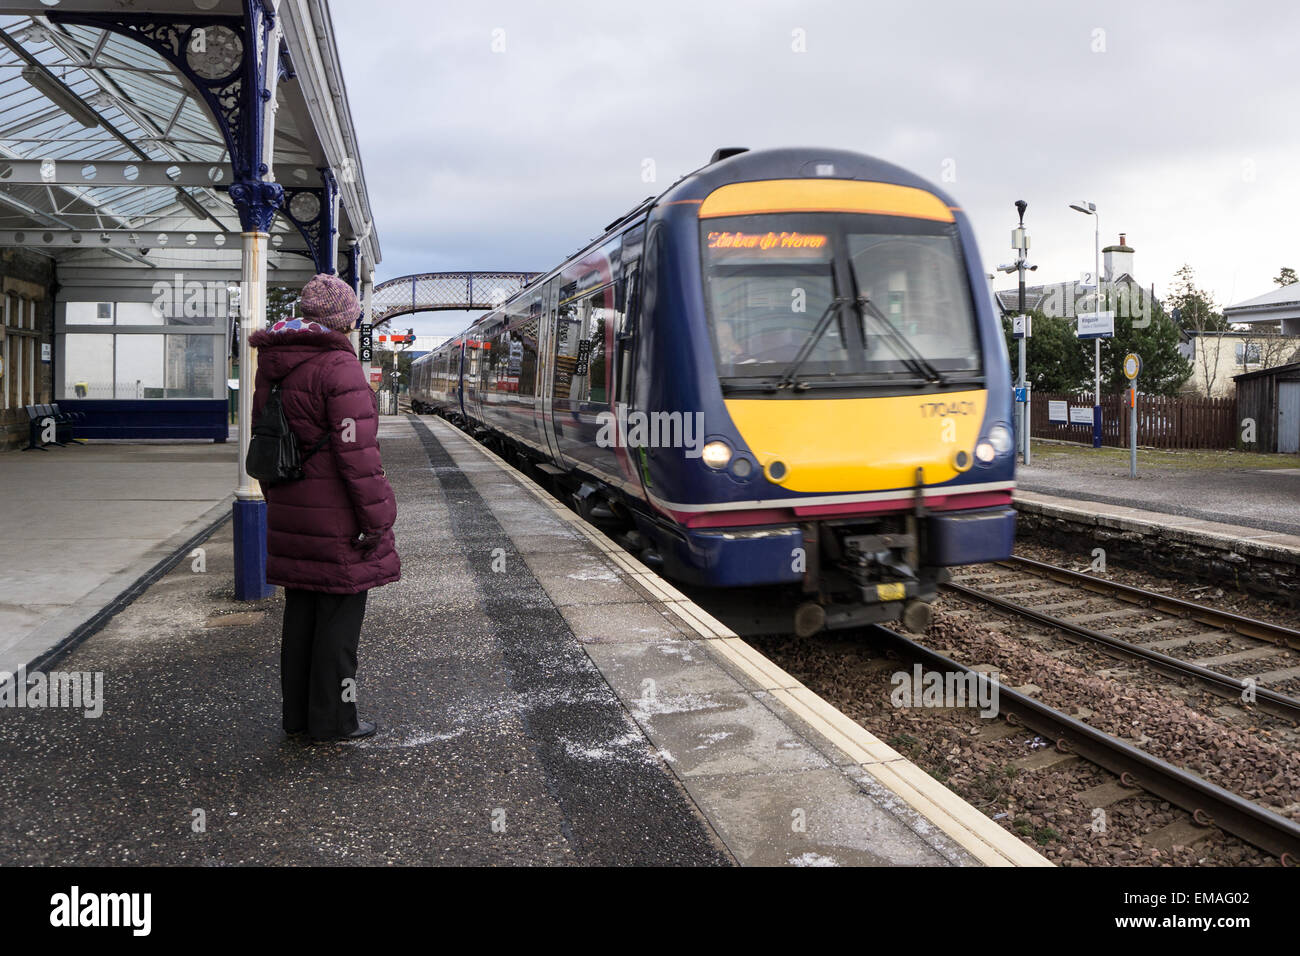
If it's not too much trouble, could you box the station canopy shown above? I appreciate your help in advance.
[0,0,380,299]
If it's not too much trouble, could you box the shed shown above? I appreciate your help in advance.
[1234,361,1300,453]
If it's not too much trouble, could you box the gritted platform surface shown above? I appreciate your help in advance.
[0,440,236,677]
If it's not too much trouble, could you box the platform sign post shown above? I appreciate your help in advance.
[1012,314,1032,465]
[1124,353,1141,478]
[359,323,373,364]
[1077,310,1114,449]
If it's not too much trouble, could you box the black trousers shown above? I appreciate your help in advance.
[281,588,368,738]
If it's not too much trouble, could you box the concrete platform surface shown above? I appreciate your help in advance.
[0,416,1049,866]
[0,440,236,676]
[1019,445,1300,537]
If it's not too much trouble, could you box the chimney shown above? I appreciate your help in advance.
[1103,233,1134,282]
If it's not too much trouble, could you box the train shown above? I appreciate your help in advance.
[410,147,1015,635]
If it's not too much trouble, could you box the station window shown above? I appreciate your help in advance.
[117,302,165,326]
[64,333,114,398]
[66,302,114,325]
[61,331,219,399]
[4,294,41,409]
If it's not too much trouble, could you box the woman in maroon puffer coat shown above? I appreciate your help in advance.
[250,273,400,743]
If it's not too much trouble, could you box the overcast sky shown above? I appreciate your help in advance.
[331,0,1300,336]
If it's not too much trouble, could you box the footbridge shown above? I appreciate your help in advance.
[371,271,540,325]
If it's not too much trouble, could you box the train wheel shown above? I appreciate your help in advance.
[794,601,826,638]
[902,600,932,633]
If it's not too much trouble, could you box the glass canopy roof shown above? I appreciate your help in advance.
[0,9,336,275]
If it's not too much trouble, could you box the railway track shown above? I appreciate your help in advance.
[946,556,1300,722]
[870,624,1300,864]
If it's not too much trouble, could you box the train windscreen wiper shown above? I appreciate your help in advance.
[853,294,947,386]
[769,296,849,391]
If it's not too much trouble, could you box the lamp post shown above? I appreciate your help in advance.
[999,204,1037,464]
[1070,200,1103,448]
[1013,201,1030,464]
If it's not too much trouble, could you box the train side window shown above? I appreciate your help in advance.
[516,313,539,397]
[484,326,507,393]
[551,284,618,405]
[584,288,614,405]
[617,265,638,407]
[552,286,582,401]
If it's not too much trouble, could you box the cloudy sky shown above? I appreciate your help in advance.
[331,0,1300,336]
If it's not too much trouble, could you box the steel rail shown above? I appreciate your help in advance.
[872,625,1300,864]
[1002,555,1300,652]
[942,578,1300,723]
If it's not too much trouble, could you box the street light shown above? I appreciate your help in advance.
[1070,200,1103,448]
[1008,201,1037,465]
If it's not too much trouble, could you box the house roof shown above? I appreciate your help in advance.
[994,273,1141,315]
[1185,329,1298,338]
[1224,283,1300,318]
[1233,360,1300,382]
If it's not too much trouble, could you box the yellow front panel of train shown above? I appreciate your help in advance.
[724,390,987,493]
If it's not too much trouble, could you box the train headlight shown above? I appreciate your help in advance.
[975,424,1014,464]
[701,441,732,469]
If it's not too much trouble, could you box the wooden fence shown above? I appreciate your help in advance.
[1029,391,1237,450]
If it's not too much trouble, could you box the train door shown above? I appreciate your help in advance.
[455,342,467,418]
[617,261,639,409]
[536,278,565,466]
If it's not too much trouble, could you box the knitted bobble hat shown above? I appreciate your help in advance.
[299,273,360,332]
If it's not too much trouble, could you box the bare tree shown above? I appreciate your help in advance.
[1234,321,1300,373]
[1171,265,1228,397]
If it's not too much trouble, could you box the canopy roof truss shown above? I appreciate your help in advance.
[0,0,380,289]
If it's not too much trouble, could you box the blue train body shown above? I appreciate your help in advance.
[411,148,1015,633]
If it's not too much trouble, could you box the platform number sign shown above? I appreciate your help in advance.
[359,323,373,363]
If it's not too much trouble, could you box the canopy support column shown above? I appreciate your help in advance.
[229,0,285,601]
[233,226,274,599]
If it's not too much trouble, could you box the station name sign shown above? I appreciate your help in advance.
[1076,310,1115,339]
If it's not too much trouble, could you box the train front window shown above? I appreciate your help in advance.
[700,212,982,389]
[700,220,845,380]
[846,230,981,378]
